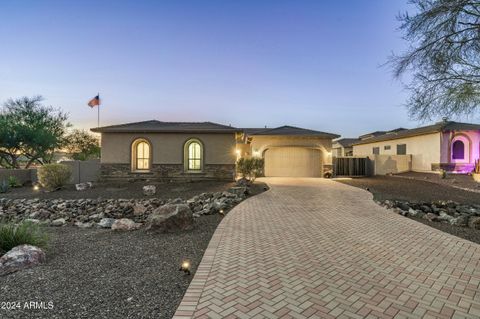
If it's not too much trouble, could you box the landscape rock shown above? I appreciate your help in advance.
[0,188,246,227]
[75,183,90,191]
[379,199,480,229]
[227,187,247,197]
[133,204,147,216]
[0,245,46,276]
[146,204,193,232]
[51,218,66,226]
[97,218,116,229]
[468,216,480,230]
[142,185,156,196]
[74,221,93,228]
[111,218,141,231]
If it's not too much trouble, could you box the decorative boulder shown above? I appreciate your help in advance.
[111,218,141,231]
[75,183,90,191]
[146,204,193,232]
[0,245,46,276]
[143,185,156,196]
[133,204,147,216]
[51,218,66,226]
[97,218,116,229]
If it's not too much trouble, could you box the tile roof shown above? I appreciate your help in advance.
[333,138,361,147]
[91,120,239,133]
[249,125,340,138]
[353,121,480,145]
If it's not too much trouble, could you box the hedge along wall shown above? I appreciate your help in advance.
[0,169,38,185]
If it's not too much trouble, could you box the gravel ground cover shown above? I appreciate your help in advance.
[336,176,480,204]
[1,181,236,200]
[396,171,480,191]
[337,176,480,244]
[0,182,267,319]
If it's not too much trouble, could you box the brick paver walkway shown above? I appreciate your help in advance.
[174,178,480,318]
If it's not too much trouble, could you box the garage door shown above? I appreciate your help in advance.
[264,147,322,177]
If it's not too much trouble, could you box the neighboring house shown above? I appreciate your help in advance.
[91,121,339,180]
[332,138,360,157]
[352,120,480,173]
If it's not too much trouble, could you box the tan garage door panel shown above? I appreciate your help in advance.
[264,147,322,177]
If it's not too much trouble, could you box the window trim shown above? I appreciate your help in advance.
[396,144,407,155]
[372,147,380,155]
[131,138,152,172]
[183,138,204,173]
[450,134,471,163]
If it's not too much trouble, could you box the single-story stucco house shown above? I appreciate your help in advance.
[91,121,339,181]
[352,120,480,173]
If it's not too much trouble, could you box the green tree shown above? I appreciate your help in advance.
[0,96,70,168]
[65,129,101,161]
[0,112,22,168]
[390,0,480,120]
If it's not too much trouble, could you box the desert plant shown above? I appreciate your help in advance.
[250,158,264,181]
[0,180,8,193]
[236,157,264,181]
[37,163,71,191]
[0,221,49,255]
[474,160,480,174]
[439,169,447,179]
[7,176,20,188]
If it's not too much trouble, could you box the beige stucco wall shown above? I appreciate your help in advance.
[250,135,333,165]
[100,132,237,165]
[372,155,412,175]
[352,133,441,172]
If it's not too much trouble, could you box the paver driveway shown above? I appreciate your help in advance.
[174,178,480,319]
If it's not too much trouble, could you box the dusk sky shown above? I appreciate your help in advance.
[2,0,469,137]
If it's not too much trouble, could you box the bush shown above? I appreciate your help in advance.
[37,163,71,191]
[8,176,20,188]
[237,157,264,181]
[0,180,8,193]
[0,221,49,256]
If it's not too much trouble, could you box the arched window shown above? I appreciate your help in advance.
[452,140,465,160]
[132,139,151,171]
[185,139,203,171]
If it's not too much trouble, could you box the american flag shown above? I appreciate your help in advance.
[88,95,100,108]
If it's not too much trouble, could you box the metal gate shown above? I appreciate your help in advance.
[333,157,372,177]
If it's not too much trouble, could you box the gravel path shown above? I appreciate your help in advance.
[1,217,221,319]
[337,176,480,245]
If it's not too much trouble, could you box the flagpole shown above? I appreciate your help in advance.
[97,93,100,128]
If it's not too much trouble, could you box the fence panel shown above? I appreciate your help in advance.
[333,157,372,177]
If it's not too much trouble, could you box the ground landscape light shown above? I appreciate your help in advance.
[180,260,191,275]
[33,184,40,191]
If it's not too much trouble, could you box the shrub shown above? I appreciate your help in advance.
[474,159,480,174]
[236,157,264,181]
[0,221,49,256]
[439,169,447,179]
[37,163,71,191]
[8,176,20,188]
[0,180,8,193]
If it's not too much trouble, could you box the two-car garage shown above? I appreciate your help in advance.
[264,147,323,177]
[247,125,339,178]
